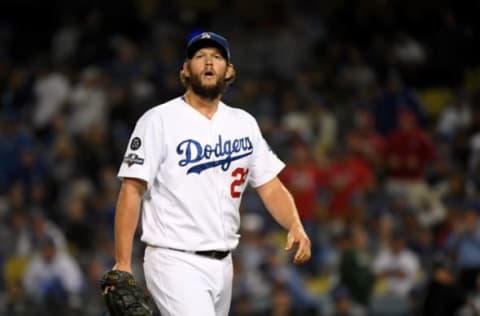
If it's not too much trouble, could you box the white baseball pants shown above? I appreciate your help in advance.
[143,246,233,316]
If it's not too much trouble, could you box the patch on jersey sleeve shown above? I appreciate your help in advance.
[130,137,142,150]
[123,153,144,167]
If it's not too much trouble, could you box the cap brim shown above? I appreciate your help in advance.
[186,39,229,61]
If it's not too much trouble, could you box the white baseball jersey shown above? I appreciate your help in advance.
[118,96,285,251]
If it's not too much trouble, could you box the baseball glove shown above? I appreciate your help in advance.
[100,270,157,316]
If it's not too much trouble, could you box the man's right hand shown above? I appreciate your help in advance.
[102,263,132,294]
[112,263,133,273]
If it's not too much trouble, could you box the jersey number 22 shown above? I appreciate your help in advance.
[230,168,249,198]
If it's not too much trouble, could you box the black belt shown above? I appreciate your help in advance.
[167,247,230,260]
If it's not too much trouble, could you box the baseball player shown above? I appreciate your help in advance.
[111,31,311,316]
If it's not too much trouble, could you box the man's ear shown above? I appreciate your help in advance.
[225,63,235,83]
[182,62,190,78]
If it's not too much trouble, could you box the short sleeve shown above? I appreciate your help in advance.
[248,119,285,188]
[118,110,163,186]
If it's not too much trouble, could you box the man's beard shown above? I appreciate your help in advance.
[189,72,226,100]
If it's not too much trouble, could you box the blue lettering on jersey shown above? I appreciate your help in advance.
[176,135,253,174]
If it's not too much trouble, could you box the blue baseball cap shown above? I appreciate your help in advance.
[186,31,231,62]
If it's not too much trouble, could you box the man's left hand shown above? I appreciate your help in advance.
[285,225,311,264]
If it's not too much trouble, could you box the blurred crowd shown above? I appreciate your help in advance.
[0,0,479,315]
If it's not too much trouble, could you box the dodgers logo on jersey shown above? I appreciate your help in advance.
[176,135,253,174]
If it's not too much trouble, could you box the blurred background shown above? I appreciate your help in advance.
[0,0,479,315]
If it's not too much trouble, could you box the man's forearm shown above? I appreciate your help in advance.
[257,178,303,230]
[258,178,311,264]
[114,179,144,268]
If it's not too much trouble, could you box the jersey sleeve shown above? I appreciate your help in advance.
[248,118,285,188]
[118,110,163,186]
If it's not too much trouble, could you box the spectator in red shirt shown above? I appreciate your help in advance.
[384,109,436,208]
[324,144,375,220]
[280,141,323,226]
[346,108,386,171]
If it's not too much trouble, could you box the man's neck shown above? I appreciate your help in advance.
[183,91,221,119]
